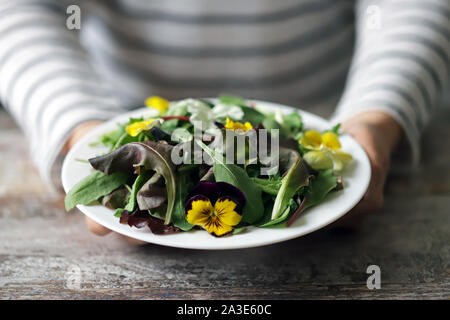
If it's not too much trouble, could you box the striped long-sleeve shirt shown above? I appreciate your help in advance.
[1,0,449,190]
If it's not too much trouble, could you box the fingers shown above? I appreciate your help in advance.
[85,216,112,236]
[327,160,387,231]
[85,216,148,246]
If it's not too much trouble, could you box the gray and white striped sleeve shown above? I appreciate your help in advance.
[0,0,123,190]
[333,0,450,166]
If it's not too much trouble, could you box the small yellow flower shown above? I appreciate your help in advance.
[321,131,341,150]
[125,119,155,137]
[301,130,323,148]
[299,130,351,171]
[186,196,243,237]
[145,96,170,114]
[224,117,253,132]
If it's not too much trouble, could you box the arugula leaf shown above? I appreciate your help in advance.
[89,141,177,225]
[259,198,297,228]
[271,152,310,220]
[171,171,195,231]
[65,171,128,211]
[124,170,152,212]
[197,140,264,224]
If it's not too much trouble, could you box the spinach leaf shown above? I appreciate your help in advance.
[283,169,337,226]
[197,140,264,224]
[251,177,282,196]
[303,169,337,210]
[65,171,128,211]
[281,112,303,137]
[271,152,310,220]
[89,141,177,224]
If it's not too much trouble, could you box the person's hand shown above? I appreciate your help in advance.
[64,121,146,245]
[334,110,403,229]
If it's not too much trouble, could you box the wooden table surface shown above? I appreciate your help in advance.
[0,106,449,300]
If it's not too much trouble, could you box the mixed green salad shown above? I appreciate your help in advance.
[65,95,352,237]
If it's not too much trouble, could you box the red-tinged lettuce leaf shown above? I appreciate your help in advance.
[119,210,150,229]
[89,141,176,225]
[101,186,129,209]
[137,178,167,210]
[119,210,181,235]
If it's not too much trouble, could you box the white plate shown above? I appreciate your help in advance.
[62,100,371,250]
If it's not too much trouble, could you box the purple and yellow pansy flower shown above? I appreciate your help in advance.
[185,182,246,237]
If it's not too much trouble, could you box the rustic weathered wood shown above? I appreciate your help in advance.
[0,107,449,300]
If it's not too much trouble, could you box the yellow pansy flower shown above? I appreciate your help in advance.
[224,117,253,132]
[185,182,246,237]
[299,130,352,171]
[145,96,170,114]
[125,119,156,137]
[186,196,242,237]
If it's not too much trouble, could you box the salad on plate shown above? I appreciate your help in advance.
[64,95,353,237]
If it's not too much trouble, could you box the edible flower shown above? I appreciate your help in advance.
[224,117,253,132]
[125,119,156,137]
[185,182,246,237]
[299,130,352,171]
[176,98,244,131]
[145,96,170,114]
